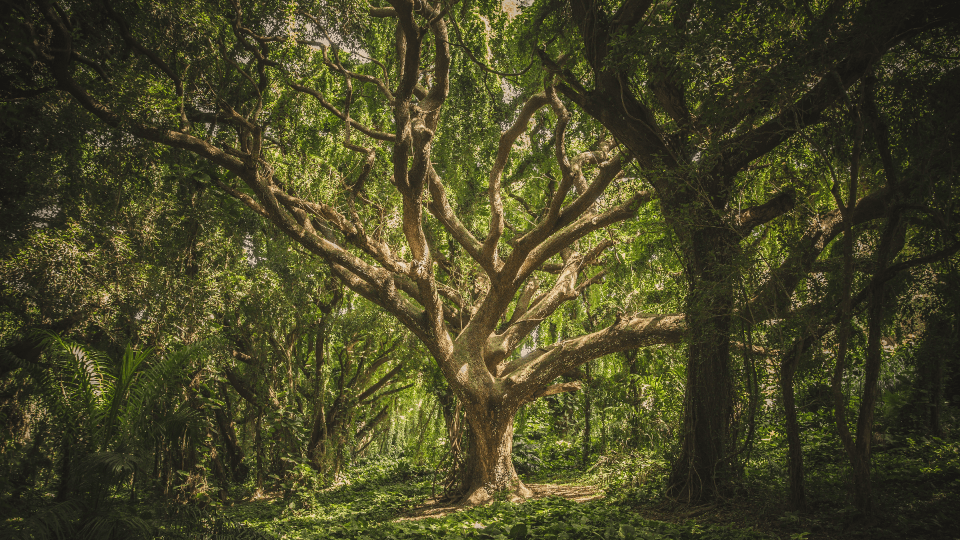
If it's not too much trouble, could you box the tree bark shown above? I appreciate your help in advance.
[851,214,903,513]
[436,386,465,497]
[459,408,532,504]
[668,226,735,501]
[582,361,592,469]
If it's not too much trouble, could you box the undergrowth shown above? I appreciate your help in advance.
[231,494,771,540]
[4,431,959,539]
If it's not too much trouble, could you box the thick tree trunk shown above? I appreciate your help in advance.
[460,411,531,505]
[669,227,735,502]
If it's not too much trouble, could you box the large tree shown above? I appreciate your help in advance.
[3,0,957,504]
[531,0,959,500]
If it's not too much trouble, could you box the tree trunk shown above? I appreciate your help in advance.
[851,287,884,513]
[781,340,806,510]
[669,227,735,502]
[582,361,592,469]
[460,411,531,505]
[436,387,465,498]
[55,436,71,502]
[930,340,944,438]
[308,322,329,469]
[624,350,642,447]
[213,384,248,482]
[254,409,265,491]
[851,216,902,513]
[921,317,950,437]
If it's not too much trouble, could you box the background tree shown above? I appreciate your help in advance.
[529,0,960,501]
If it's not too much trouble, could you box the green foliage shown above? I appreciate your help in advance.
[220,454,773,540]
[2,0,960,536]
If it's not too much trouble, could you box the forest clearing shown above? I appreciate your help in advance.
[1,0,959,538]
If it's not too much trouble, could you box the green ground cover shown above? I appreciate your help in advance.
[205,436,959,540]
[3,432,959,539]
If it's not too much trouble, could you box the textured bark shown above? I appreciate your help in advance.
[436,387,466,497]
[667,224,736,501]
[460,406,531,504]
[254,410,265,491]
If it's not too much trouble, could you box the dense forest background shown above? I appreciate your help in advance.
[2,0,960,538]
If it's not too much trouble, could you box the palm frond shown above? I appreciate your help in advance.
[99,344,153,450]
[17,499,82,540]
[35,331,114,430]
[76,510,153,540]
[83,451,146,481]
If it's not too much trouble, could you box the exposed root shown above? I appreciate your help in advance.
[395,483,602,522]
[459,481,534,506]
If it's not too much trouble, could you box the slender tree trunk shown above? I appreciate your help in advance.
[582,361,592,469]
[11,425,46,500]
[921,317,950,437]
[213,384,247,482]
[308,324,329,468]
[743,328,759,459]
[209,440,230,490]
[255,409,265,491]
[55,437,71,502]
[852,302,881,513]
[851,209,903,513]
[624,350,641,448]
[781,339,806,510]
[930,339,945,437]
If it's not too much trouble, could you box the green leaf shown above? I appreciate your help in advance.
[509,522,527,539]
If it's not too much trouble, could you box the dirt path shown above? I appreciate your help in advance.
[395,483,603,522]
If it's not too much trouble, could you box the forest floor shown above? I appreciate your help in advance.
[207,440,960,540]
[5,438,958,539]
[395,482,604,521]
